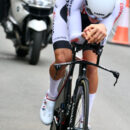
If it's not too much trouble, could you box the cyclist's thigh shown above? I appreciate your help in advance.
[52,0,72,63]
[52,0,69,44]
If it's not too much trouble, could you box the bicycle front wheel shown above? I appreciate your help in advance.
[70,79,89,130]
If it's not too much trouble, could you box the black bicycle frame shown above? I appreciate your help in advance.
[53,42,120,129]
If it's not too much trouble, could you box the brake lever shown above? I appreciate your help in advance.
[53,64,62,80]
[111,71,120,86]
[54,64,62,71]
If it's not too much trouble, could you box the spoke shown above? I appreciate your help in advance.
[74,98,82,127]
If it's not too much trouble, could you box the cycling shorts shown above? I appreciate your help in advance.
[52,0,91,50]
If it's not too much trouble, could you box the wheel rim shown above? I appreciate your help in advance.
[74,87,84,129]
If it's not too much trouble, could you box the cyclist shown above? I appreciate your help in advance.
[40,0,126,127]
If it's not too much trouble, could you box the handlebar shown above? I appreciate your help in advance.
[71,40,104,55]
[54,40,120,86]
[54,59,120,86]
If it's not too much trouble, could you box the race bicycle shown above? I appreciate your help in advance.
[50,42,120,130]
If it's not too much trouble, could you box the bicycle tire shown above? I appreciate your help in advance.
[50,71,68,130]
[70,79,89,130]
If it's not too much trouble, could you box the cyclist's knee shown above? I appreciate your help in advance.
[50,49,72,80]
[55,49,72,63]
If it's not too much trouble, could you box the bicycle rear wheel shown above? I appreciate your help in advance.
[70,79,89,130]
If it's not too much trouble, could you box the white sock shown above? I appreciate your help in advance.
[47,76,62,100]
[88,93,96,122]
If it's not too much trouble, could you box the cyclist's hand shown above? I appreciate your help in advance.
[82,24,107,44]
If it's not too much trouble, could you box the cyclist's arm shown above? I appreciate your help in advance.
[68,0,85,44]
[100,0,126,42]
[82,0,126,44]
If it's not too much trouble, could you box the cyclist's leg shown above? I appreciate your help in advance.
[48,0,72,100]
[40,0,72,125]
[48,48,72,99]
[83,50,98,122]
[83,50,98,94]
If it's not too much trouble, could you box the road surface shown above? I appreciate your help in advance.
[0,26,130,130]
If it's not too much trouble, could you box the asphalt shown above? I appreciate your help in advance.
[0,26,130,130]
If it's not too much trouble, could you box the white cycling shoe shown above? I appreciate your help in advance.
[40,95,56,125]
